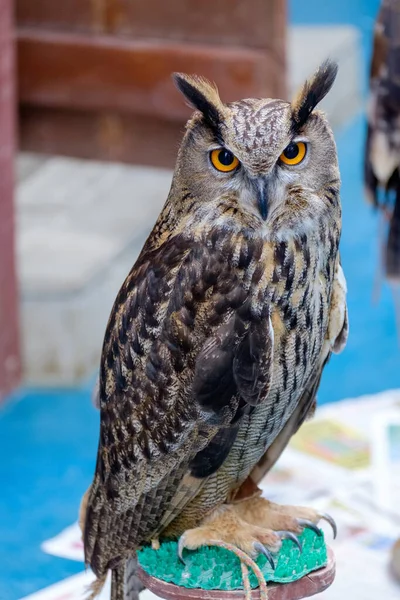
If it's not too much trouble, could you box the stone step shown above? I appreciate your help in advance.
[17,25,362,384]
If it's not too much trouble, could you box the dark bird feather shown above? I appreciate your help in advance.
[364,0,400,299]
[291,59,338,131]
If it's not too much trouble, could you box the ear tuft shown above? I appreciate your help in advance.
[172,73,224,131]
[291,60,338,129]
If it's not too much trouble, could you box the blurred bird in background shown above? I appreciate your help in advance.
[365,0,400,580]
[364,0,400,311]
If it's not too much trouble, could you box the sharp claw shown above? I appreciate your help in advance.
[319,513,337,539]
[297,519,323,537]
[276,531,303,553]
[253,541,275,570]
[177,536,187,564]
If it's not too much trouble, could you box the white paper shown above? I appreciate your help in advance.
[41,523,84,562]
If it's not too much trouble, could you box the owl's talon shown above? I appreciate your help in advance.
[319,513,337,539]
[253,541,275,570]
[297,519,322,536]
[177,536,188,564]
[276,530,302,552]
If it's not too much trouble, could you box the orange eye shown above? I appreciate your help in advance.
[210,148,240,173]
[279,141,307,166]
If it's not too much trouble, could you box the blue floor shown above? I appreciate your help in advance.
[0,384,98,599]
[319,113,400,403]
[1,2,399,599]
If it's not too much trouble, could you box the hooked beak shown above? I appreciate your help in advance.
[255,179,268,221]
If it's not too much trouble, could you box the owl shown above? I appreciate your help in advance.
[80,60,348,600]
[364,0,400,286]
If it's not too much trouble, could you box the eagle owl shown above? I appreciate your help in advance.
[365,0,400,288]
[81,60,348,600]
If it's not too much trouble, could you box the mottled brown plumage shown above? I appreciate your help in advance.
[365,0,400,282]
[82,60,348,599]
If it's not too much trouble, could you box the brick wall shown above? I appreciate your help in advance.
[16,0,287,167]
[0,0,21,401]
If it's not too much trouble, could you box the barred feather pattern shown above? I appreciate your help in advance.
[85,198,341,577]
[83,65,345,599]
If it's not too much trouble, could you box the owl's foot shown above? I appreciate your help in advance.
[231,495,337,540]
[178,505,303,600]
[178,509,270,600]
[179,505,283,565]
[177,498,336,599]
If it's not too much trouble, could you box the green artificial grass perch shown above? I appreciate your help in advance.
[138,528,327,592]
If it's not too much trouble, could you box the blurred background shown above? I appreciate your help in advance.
[1,0,400,599]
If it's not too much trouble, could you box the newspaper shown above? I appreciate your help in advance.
[21,389,400,600]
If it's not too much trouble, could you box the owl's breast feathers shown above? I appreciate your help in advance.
[84,222,341,578]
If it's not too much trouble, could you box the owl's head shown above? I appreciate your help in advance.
[172,61,340,236]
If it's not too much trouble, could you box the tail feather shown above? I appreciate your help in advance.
[364,123,379,207]
[86,574,107,600]
[386,182,400,281]
[111,565,125,600]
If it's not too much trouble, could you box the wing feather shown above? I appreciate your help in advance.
[84,233,274,577]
